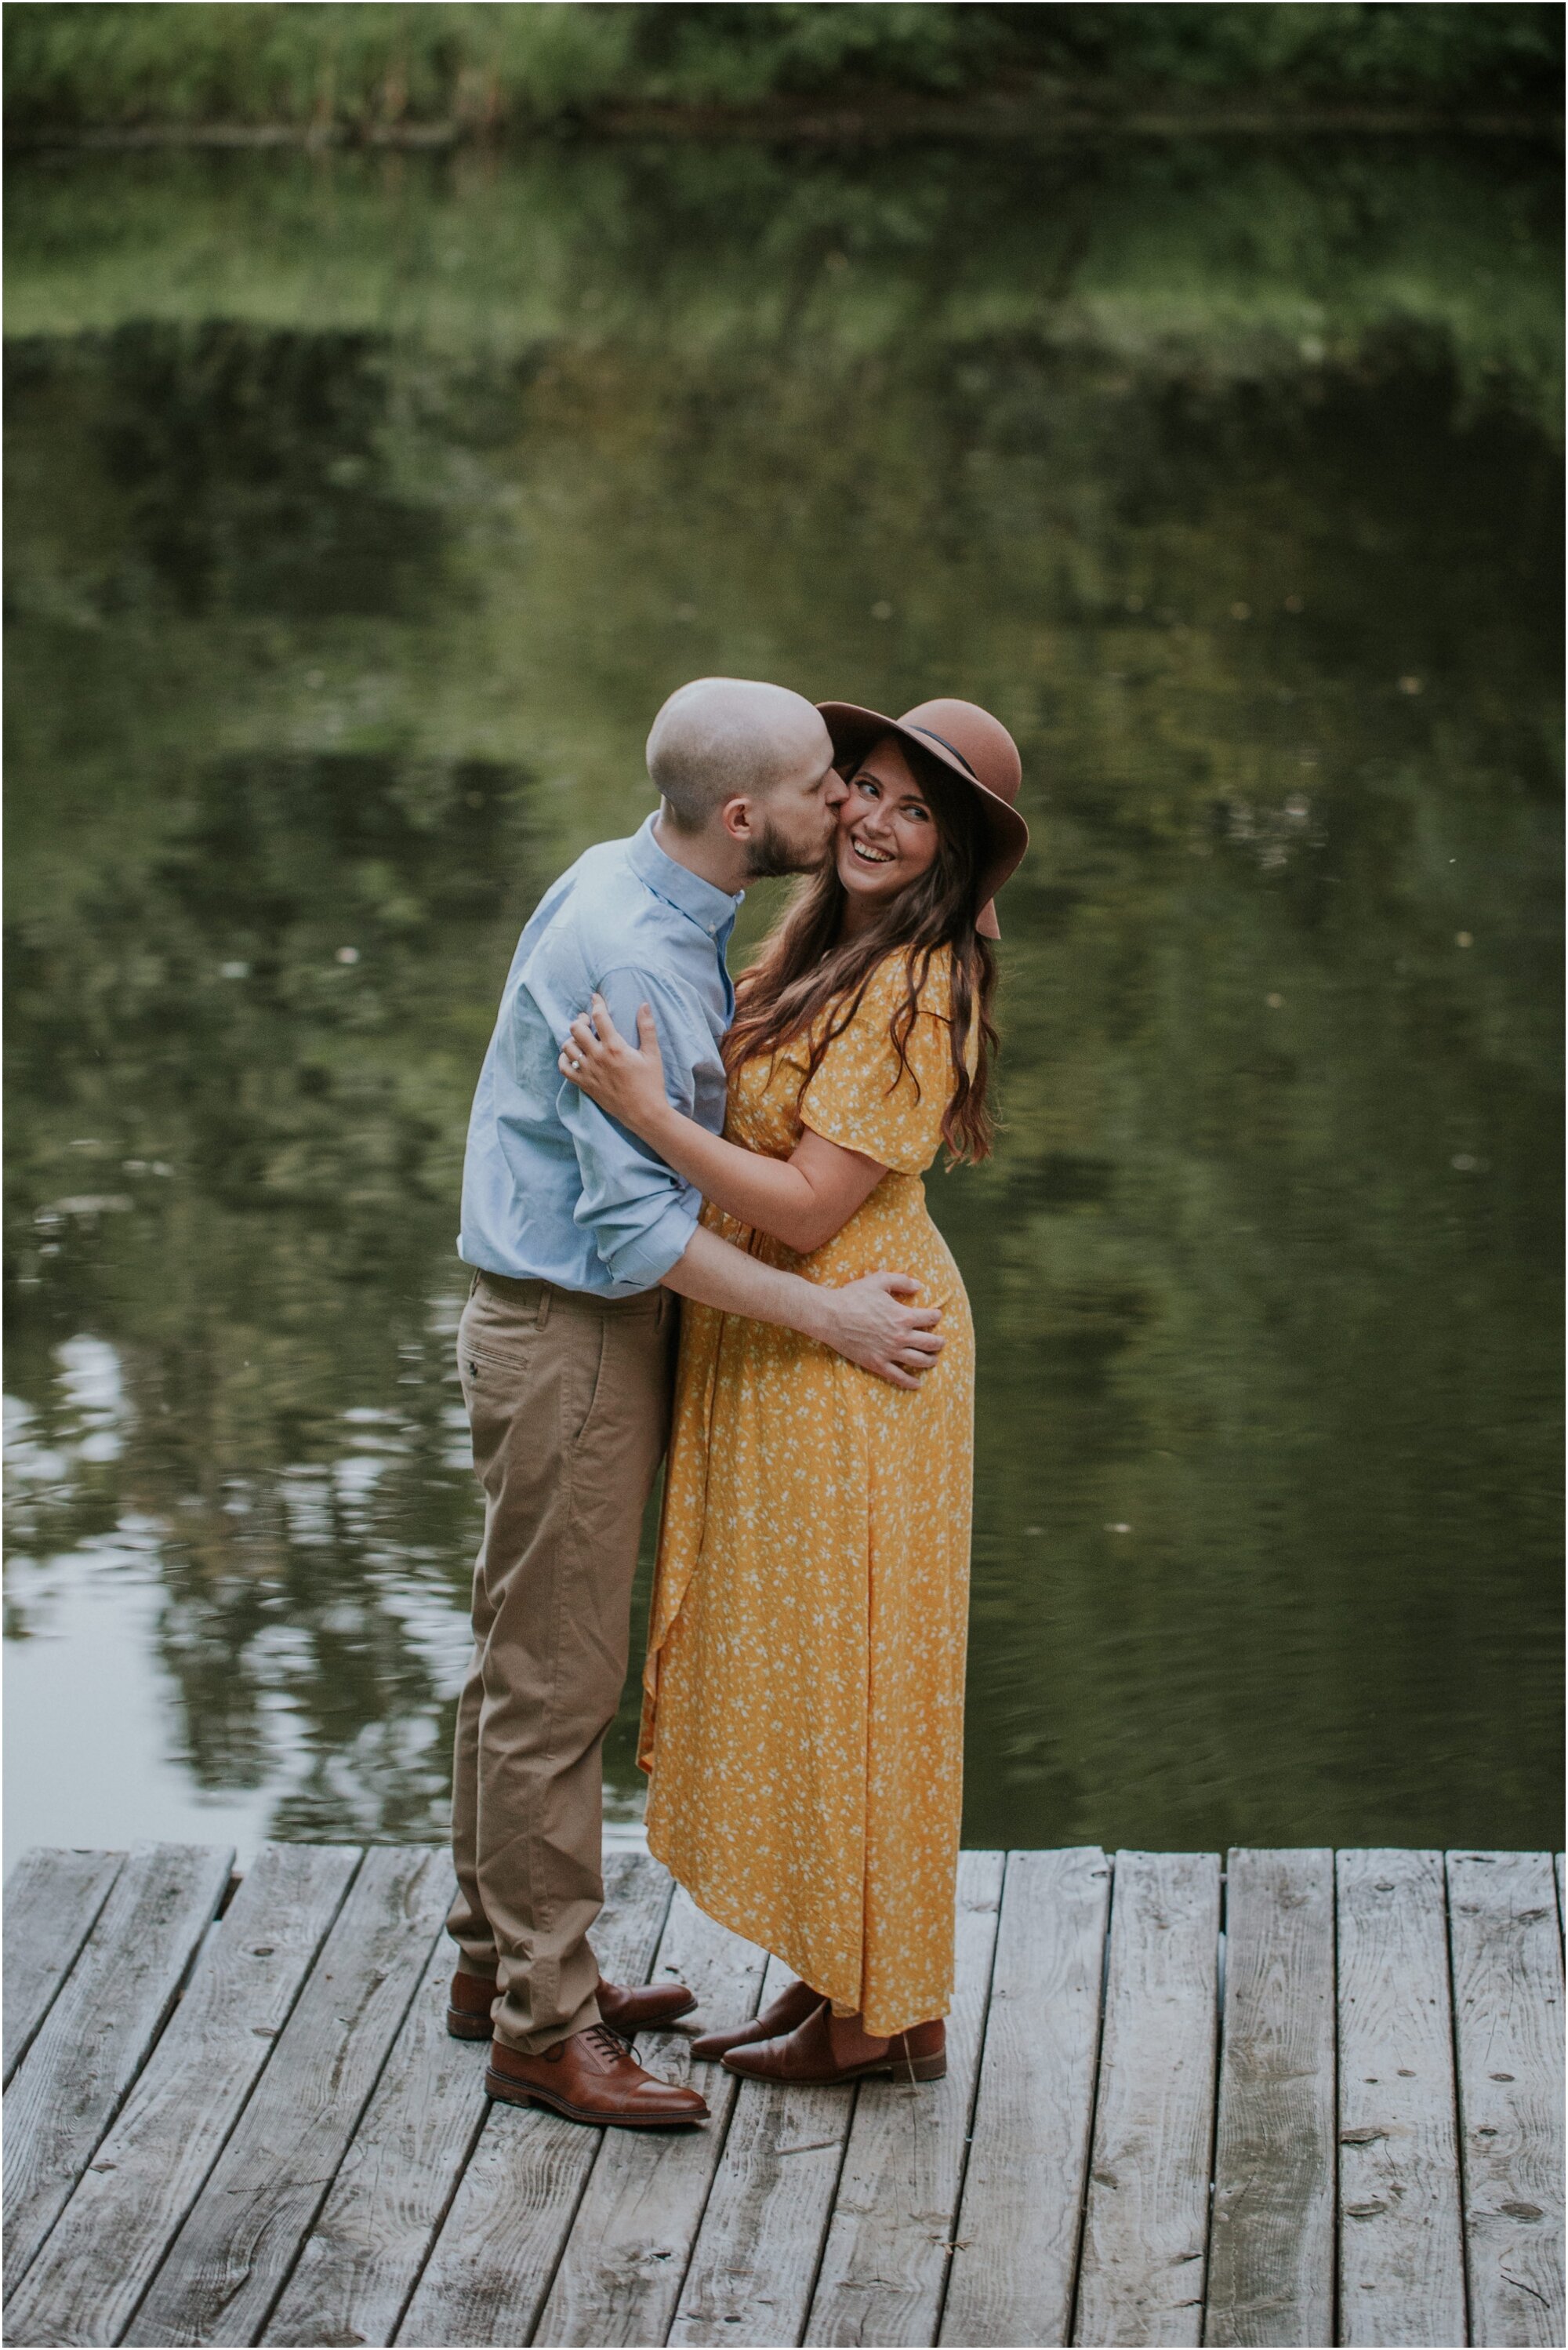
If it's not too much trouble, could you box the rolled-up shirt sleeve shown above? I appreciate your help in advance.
[556,964,705,1288]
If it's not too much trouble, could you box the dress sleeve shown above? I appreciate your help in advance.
[797,954,956,1175]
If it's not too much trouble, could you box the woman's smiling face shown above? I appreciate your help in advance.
[835,734,940,916]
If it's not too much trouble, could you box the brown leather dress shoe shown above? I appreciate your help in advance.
[723,2004,946,2085]
[447,1967,695,2042]
[691,1974,822,2061]
[486,2024,710,2127]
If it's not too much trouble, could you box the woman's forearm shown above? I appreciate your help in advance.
[644,1101,822,1245]
[563,995,879,1250]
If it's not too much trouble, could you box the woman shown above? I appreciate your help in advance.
[560,697,1026,2085]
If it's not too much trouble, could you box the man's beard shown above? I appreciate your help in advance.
[745,816,827,882]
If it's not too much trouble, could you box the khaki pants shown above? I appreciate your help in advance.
[447,1269,675,2052]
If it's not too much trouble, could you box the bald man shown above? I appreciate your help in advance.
[448,678,943,2128]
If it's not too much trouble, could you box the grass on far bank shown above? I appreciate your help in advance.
[5,2,1563,142]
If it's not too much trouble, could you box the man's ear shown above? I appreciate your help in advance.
[718,795,754,844]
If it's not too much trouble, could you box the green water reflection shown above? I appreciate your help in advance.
[5,139,1561,1854]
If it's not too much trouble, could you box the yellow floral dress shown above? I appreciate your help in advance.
[641,949,975,2037]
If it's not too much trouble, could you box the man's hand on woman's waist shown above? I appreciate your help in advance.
[662,1226,942,1390]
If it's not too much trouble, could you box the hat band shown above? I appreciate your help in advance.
[908,724,980,780]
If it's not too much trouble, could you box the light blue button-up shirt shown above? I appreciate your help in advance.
[458,814,742,1296]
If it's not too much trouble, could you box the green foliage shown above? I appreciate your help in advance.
[5,0,1561,135]
[4,4,631,132]
[1013,2,1563,99]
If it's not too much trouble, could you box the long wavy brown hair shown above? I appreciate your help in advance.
[724,743,999,1163]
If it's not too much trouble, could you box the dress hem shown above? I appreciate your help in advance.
[644,1814,953,2041]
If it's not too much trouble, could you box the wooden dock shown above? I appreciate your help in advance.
[2,1843,1562,2348]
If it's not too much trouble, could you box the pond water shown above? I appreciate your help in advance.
[5,137,1561,1861]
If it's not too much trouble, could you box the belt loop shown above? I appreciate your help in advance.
[535,1282,553,1331]
[468,1269,481,1299]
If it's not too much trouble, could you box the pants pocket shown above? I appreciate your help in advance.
[458,1285,538,1394]
[459,1341,532,1391]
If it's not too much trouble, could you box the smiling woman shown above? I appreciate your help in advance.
[837,737,939,920]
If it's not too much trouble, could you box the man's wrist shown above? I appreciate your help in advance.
[789,1274,833,1348]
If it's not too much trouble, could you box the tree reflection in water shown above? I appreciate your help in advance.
[5,136,1561,1851]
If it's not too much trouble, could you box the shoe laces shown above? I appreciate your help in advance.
[586,2021,633,2065]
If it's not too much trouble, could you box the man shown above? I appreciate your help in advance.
[447,677,944,2129]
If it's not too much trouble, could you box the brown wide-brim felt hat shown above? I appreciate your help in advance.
[818,696,1029,939]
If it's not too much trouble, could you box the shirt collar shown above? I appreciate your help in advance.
[627,812,743,941]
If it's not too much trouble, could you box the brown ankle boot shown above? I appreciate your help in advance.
[691,1974,822,2061]
[448,1967,695,2042]
[723,2005,946,2085]
[597,1974,697,2033]
[486,2024,710,2127]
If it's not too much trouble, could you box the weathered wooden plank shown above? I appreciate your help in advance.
[668,1951,853,2347]
[5,1845,358,2350]
[1204,1849,1336,2349]
[534,1889,769,2347]
[940,1847,1111,2349]
[1447,1851,1565,2348]
[1555,1855,1564,1941]
[1073,1851,1221,2349]
[4,1843,234,2291]
[268,1851,674,2349]
[127,1845,448,2347]
[394,1850,674,2348]
[804,1848,1006,2350]
[1336,1848,1465,2349]
[3,1849,125,2089]
[261,1931,479,2349]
